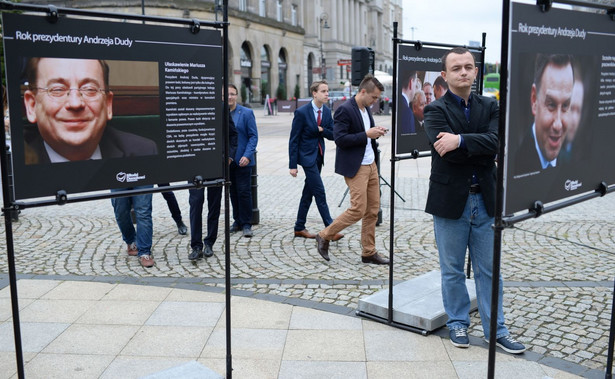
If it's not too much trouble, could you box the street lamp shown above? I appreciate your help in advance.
[319,12,330,80]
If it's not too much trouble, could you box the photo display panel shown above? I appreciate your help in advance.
[504,2,615,214]
[2,13,224,200]
[395,44,448,156]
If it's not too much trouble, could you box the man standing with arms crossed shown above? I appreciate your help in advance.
[315,74,389,264]
[424,47,525,353]
[288,80,342,241]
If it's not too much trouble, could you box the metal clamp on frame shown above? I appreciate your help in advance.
[537,0,552,13]
[55,190,68,205]
[47,5,59,23]
[411,149,420,159]
[530,200,544,217]
[414,41,422,51]
[608,8,615,21]
[596,181,608,197]
[191,18,200,34]
[193,175,204,188]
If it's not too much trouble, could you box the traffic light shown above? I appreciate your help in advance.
[351,47,374,86]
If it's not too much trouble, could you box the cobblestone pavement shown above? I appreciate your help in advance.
[1,112,613,377]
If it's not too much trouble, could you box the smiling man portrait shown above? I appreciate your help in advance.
[23,57,157,164]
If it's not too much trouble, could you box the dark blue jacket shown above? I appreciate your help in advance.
[288,102,334,169]
[333,97,378,178]
[230,104,258,166]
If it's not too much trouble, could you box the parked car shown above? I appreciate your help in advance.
[328,90,348,103]
[482,87,500,101]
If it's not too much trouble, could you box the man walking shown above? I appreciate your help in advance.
[424,47,525,354]
[288,80,342,241]
[315,74,389,264]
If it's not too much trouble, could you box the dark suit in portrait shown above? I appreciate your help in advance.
[288,101,335,231]
[23,124,157,165]
[398,96,416,134]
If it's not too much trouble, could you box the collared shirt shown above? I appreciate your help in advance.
[44,141,102,162]
[311,100,323,125]
[532,122,557,169]
[447,91,473,149]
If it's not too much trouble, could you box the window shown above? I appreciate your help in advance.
[291,5,297,26]
[259,0,266,17]
[239,0,247,12]
[277,0,283,22]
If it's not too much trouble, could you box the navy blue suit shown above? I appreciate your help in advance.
[398,95,416,134]
[289,101,334,230]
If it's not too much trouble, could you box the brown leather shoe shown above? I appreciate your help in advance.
[139,255,155,268]
[315,234,330,261]
[331,233,344,241]
[294,229,316,239]
[126,242,138,256]
[361,252,389,265]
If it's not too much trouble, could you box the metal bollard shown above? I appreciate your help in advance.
[251,151,260,225]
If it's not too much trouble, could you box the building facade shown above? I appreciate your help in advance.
[20,0,403,102]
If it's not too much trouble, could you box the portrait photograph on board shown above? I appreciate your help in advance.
[20,58,160,165]
[503,2,613,215]
[2,12,224,200]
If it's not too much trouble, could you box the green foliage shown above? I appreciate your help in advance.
[293,83,300,99]
[276,84,287,101]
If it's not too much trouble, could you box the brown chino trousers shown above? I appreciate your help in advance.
[318,162,380,257]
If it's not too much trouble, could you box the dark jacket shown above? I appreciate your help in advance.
[423,91,499,219]
[333,96,378,178]
[288,102,334,169]
[24,125,158,165]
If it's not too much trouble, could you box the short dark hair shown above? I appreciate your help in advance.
[310,80,328,95]
[441,47,476,72]
[359,73,384,93]
[26,57,110,90]
[433,76,448,90]
[399,69,417,91]
[533,54,574,95]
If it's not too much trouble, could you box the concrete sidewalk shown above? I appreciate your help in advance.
[0,278,579,379]
[0,110,612,378]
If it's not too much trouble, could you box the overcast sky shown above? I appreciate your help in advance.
[401,0,504,63]
[400,1,580,63]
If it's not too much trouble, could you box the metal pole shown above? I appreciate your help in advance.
[387,22,399,324]
[488,1,510,378]
[222,1,232,377]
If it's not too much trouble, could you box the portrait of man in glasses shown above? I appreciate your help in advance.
[23,57,157,164]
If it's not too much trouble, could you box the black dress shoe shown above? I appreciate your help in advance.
[176,220,188,235]
[189,247,204,261]
[243,226,253,238]
[230,223,240,233]
[204,245,214,258]
[361,252,390,265]
[315,234,330,261]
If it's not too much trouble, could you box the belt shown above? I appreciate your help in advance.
[469,184,481,194]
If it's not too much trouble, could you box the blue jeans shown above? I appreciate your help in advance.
[433,193,508,339]
[295,157,333,231]
[229,163,253,228]
[189,186,222,249]
[111,186,153,257]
